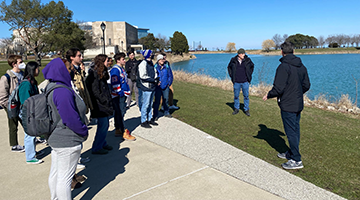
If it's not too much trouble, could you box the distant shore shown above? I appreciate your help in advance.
[191,48,360,55]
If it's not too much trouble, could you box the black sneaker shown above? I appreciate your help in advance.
[141,122,152,128]
[164,114,172,118]
[92,149,108,155]
[232,109,239,115]
[103,144,113,151]
[149,119,158,126]
[245,110,250,117]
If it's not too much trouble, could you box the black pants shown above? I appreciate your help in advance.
[112,96,125,132]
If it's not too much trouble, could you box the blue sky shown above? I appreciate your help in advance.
[0,0,359,49]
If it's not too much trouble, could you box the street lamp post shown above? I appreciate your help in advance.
[121,41,123,52]
[100,22,106,54]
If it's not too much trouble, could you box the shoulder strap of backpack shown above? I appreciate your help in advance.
[45,84,72,97]
[4,73,10,86]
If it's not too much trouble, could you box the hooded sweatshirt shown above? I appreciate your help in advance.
[267,54,311,113]
[43,58,88,148]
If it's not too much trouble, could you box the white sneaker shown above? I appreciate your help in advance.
[11,145,25,152]
[169,105,179,110]
[79,157,90,164]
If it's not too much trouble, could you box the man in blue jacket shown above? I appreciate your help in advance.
[263,42,311,170]
[152,54,173,121]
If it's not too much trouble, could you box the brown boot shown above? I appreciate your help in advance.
[71,175,82,189]
[115,129,122,137]
[123,129,136,141]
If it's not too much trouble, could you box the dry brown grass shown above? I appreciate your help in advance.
[173,70,360,115]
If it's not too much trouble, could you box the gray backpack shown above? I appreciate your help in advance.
[21,83,71,137]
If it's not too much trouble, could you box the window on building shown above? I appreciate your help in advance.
[109,38,111,45]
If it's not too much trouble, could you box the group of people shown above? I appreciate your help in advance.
[0,48,178,199]
[228,42,310,170]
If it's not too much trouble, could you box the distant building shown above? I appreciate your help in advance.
[80,21,149,53]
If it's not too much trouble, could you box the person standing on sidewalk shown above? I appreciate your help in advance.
[125,50,139,108]
[137,49,158,128]
[0,55,25,152]
[86,54,114,154]
[110,52,136,141]
[227,48,254,116]
[263,41,310,170]
[18,61,43,164]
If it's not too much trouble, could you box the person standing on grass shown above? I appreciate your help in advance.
[162,53,179,110]
[152,54,173,121]
[0,55,25,152]
[227,48,254,116]
[125,50,139,108]
[263,41,310,170]
[110,52,136,141]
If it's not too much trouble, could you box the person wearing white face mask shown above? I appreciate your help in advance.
[0,55,25,152]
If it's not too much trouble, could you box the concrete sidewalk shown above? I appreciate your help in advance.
[0,104,345,200]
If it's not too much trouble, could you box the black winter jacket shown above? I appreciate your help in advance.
[86,68,113,118]
[267,54,311,112]
[125,58,139,81]
[227,55,254,83]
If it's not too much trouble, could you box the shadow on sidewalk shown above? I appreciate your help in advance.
[124,116,141,133]
[253,124,289,153]
[72,130,129,200]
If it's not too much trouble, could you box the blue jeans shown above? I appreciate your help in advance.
[138,88,143,111]
[92,117,109,152]
[141,90,155,123]
[281,110,302,162]
[233,82,249,111]
[153,87,170,118]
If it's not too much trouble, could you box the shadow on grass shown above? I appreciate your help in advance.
[253,124,289,153]
[72,130,129,200]
[226,102,244,111]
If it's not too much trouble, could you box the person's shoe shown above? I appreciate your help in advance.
[277,151,289,159]
[77,163,85,170]
[141,122,152,128]
[154,117,159,121]
[26,158,43,164]
[126,106,130,109]
[169,105,179,110]
[115,129,123,137]
[149,119,158,126]
[164,114,172,118]
[123,129,136,141]
[74,174,86,182]
[35,138,47,144]
[245,110,250,117]
[36,150,44,158]
[103,144,113,151]
[91,149,108,155]
[71,176,82,189]
[282,159,304,170]
[79,157,90,164]
[232,109,239,115]
[11,145,25,152]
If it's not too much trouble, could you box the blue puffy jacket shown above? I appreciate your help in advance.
[154,63,173,89]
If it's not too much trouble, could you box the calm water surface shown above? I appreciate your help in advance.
[172,53,360,106]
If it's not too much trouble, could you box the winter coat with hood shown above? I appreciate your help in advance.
[137,59,158,92]
[42,58,88,148]
[227,55,254,84]
[154,62,173,90]
[125,58,139,81]
[86,67,113,118]
[267,54,311,113]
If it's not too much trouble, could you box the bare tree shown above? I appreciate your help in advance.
[262,39,275,52]
[344,35,351,47]
[318,35,325,48]
[225,42,236,52]
[272,34,282,50]
[326,35,335,47]
[283,34,288,42]
[335,34,345,47]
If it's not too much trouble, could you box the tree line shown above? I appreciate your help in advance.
[264,33,360,51]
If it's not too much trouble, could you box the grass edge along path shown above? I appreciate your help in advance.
[171,80,359,200]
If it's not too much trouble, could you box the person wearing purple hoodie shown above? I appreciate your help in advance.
[43,58,88,200]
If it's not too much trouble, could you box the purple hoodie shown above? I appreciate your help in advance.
[43,58,88,137]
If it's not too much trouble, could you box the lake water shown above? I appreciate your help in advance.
[172,53,360,106]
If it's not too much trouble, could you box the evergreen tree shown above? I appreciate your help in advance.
[170,31,189,55]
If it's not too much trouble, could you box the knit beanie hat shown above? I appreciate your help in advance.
[237,48,246,54]
[156,54,164,62]
[141,49,152,59]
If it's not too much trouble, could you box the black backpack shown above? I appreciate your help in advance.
[21,83,72,137]
[7,79,29,119]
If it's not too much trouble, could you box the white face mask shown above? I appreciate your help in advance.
[18,63,26,69]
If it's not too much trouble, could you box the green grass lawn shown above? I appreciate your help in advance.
[171,80,360,200]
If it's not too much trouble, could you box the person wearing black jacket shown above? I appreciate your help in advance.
[86,54,114,154]
[263,42,310,170]
[227,48,254,116]
[125,50,139,108]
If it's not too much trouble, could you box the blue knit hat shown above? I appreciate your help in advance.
[141,49,152,59]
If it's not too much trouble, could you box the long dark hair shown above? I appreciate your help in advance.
[94,54,109,80]
[23,61,39,85]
